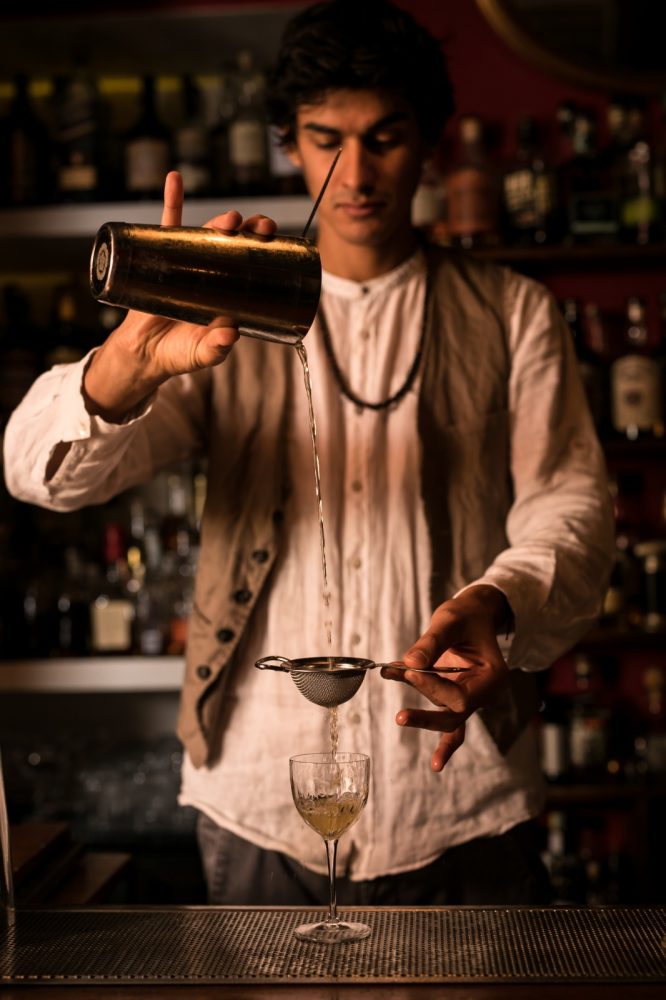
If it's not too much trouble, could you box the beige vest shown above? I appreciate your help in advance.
[179,247,538,768]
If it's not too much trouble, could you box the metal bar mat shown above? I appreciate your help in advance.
[1,905,665,985]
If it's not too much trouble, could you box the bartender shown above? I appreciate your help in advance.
[3,0,614,906]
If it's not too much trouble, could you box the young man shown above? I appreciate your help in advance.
[4,0,614,905]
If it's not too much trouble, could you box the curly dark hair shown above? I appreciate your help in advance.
[266,0,455,147]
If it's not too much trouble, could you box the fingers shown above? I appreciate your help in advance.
[161,171,184,227]
[240,213,277,236]
[395,707,466,734]
[204,211,277,236]
[431,726,466,772]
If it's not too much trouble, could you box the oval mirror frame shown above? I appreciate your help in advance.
[476,0,666,95]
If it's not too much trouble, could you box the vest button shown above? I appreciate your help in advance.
[272,509,284,525]
[196,665,212,680]
[251,548,269,564]
[216,627,235,644]
[233,589,252,604]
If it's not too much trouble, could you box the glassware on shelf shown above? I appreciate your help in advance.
[289,751,370,944]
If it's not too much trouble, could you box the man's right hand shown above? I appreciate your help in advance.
[83,170,277,423]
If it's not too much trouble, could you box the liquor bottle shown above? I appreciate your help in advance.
[227,49,268,195]
[52,59,106,202]
[638,665,666,778]
[411,158,446,233]
[561,298,606,431]
[618,133,660,245]
[568,654,610,783]
[90,522,135,654]
[558,110,618,244]
[0,74,52,206]
[445,114,499,249]
[173,75,212,197]
[124,76,171,200]
[610,296,664,441]
[44,281,87,369]
[538,691,569,783]
[501,115,556,245]
[542,810,586,904]
[135,525,170,656]
[209,66,237,198]
[0,284,43,428]
[633,541,666,633]
[53,546,91,656]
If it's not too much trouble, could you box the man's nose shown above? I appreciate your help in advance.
[338,140,376,190]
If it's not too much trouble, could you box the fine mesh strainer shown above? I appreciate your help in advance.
[255,655,469,708]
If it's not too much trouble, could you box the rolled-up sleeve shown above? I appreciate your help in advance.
[3,351,209,511]
[470,271,615,670]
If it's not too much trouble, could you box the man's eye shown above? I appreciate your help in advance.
[366,134,401,151]
[315,139,342,150]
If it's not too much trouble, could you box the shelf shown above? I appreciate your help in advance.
[0,657,185,693]
[0,196,313,240]
[466,241,666,269]
[0,197,313,270]
[577,626,666,653]
[545,783,666,805]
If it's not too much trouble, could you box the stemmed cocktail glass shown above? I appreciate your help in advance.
[289,751,371,943]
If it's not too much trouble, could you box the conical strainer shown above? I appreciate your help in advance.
[254,655,469,708]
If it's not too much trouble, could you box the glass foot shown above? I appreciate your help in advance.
[294,918,371,944]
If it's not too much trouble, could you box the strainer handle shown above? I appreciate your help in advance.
[373,662,470,674]
[255,655,292,673]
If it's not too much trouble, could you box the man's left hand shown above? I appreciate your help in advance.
[381,585,511,772]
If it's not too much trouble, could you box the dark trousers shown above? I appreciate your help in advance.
[196,813,553,906]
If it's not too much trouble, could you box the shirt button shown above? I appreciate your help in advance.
[350,480,362,493]
[359,328,370,341]
[351,556,362,569]
[233,589,252,604]
[216,627,235,644]
[272,509,284,525]
[196,665,212,680]
[349,712,361,725]
[351,633,361,646]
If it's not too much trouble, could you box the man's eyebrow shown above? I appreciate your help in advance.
[301,112,409,137]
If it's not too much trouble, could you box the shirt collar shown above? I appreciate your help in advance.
[321,247,425,302]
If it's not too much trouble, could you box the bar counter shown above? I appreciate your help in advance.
[1,904,664,996]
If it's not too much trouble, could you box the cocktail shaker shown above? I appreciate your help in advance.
[89,222,322,345]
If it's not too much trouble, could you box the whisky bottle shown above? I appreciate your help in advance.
[561,298,606,431]
[568,654,611,783]
[445,115,499,249]
[227,50,268,195]
[610,296,663,440]
[173,75,212,197]
[502,115,556,245]
[124,76,171,199]
[0,74,52,206]
[52,59,106,202]
[558,110,618,244]
[90,522,135,654]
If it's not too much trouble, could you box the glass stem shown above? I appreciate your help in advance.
[325,837,339,923]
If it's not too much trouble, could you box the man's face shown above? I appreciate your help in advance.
[288,89,430,254]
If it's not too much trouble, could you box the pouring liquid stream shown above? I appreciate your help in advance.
[295,342,339,761]
[296,146,344,764]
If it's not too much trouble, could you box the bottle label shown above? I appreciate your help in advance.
[229,120,266,169]
[91,598,134,651]
[447,168,497,236]
[126,138,170,192]
[569,715,607,769]
[611,354,662,432]
[569,194,618,236]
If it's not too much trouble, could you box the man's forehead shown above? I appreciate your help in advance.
[295,89,414,130]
